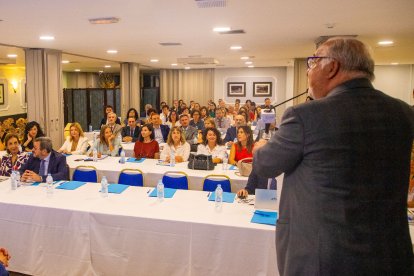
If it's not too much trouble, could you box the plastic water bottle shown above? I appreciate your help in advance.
[15,171,21,187]
[222,152,228,170]
[46,173,54,197]
[93,147,98,162]
[10,171,17,190]
[89,124,93,132]
[215,184,223,211]
[170,151,175,167]
[101,176,108,198]
[157,179,164,202]
[120,149,126,164]
[193,135,198,145]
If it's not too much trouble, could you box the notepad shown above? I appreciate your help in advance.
[126,157,146,163]
[56,181,86,190]
[208,192,236,203]
[251,210,278,226]
[108,184,129,194]
[148,188,177,198]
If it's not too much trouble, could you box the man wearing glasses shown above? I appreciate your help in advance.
[253,37,414,275]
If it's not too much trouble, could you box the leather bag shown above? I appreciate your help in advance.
[188,153,215,170]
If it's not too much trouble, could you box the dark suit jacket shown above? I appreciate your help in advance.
[180,125,197,145]
[254,78,414,275]
[224,126,237,142]
[244,168,276,194]
[121,126,140,142]
[19,150,68,181]
[152,124,170,143]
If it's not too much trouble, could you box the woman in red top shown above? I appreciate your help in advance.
[134,124,160,159]
[229,125,254,165]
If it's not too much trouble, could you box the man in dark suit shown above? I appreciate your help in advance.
[20,137,68,182]
[150,113,170,144]
[179,114,197,145]
[253,37,414,275]
[121,117,140,142]
[224,114,246,145]
[100,105,120,126]
[237,168,277,197]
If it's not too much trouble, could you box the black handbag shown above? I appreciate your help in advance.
[188,153,215,170]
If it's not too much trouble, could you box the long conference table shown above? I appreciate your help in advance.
[0,177,280,276]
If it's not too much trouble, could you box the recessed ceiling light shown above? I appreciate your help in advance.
[213,27,231,32]
[150,59,159,63]
[104,65,111,68]
[7,54,17,58]
[171,63,178,66]
[248,65,254,68]
[74,69,81,72]
[99,70,104,73]
[230,45,242,50]
[89,17,120,25]
[378,40,394,46]
[39,35,55,41]
[240,56,249,60]
[184,66,191,70]
[61,60,70,64]
[245,61,253,65]
[391,62,399,65]
[106,49,118,54]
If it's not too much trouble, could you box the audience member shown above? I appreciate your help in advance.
[214,108,231,132]
[160,126,191,163]
[208,102,216,118]
[22,121,44,152]
[224,114,246,144]
[150,113,170,144]
[58,122,89,155]
[203,117,216,129]
[106,112,122,138]
[121,117,140,142]
[160,105,170,124]
[123,108,139,126]
[189,109,205,131]
[179,114,198,145]
[237,168,277,198]
[140,104,153,119]
[88,125,121,157]
[0,247,10,275]
[166,110,181,128]
[0,133,29,176]
[100,105,120,126]
[229,126,253,165]
[200,106,209,120]
[133,124,159,159]
[197,127,226,163]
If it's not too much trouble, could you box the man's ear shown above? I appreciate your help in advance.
[325,60,340,79]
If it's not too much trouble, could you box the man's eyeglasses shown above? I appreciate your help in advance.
[306,56,335,69]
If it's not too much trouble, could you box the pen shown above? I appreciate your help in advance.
[207,192,211,197]
[147,189,151,194]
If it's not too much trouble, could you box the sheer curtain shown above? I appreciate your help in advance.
[160,69,214,105]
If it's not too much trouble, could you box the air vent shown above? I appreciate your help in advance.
[89,17,120,25]
[195,0,226,8]
[315,35,357,48]
[218,29,245,34]
[159,42,182,46]
[177,57,219,65]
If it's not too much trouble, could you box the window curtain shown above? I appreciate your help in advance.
[160,69,214,106]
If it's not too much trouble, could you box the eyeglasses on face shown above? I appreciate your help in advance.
[306,56,335,69]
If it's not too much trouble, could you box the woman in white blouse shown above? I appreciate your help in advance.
[58,122,89,155]
[197,127,226,163]
[160,126,190,162]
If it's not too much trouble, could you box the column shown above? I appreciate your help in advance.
[120,63,140,117]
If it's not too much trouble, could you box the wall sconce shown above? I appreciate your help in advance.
[11,80,18,93]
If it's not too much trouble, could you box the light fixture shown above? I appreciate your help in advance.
[61,60,70,64]
[171,63,178,66]
[104,65,111,68]
[378,40,393,46]
[89,17,120,25]
[74,69,81,72]
[106,49,118,54]
[230,45,242,50]
[11,80,18,93]
[39,35,55,40]
[391,62,399,65]
[245,61,253,65]
[150,59,159,63]
[98,70,104,73]
[213,27,231,32]
[184,66,191,70]
[7,54,17,58]
[240,56,249,60]
[248,65,254,68]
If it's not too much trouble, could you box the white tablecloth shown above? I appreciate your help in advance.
[67,155,249,192]
[0,179,278,276]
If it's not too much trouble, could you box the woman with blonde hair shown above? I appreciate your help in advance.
[88,125,121,157]
[160,126,190,163]
[58,122,89,155]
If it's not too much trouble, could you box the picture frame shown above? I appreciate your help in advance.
[253,82,272,97]
[227,82,246,97]
[0,84,4,105]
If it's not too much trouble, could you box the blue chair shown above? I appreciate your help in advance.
[203,174,231,192]
[72,166,98,182]
[162,171,189,190]
[118,169,144,186]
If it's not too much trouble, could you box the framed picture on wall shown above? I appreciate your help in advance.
[0,84,4,105]
[227,82,246,97]
[253,82,272,97]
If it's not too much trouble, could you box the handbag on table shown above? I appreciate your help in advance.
[235,157,253,177]
[188,153,215,170]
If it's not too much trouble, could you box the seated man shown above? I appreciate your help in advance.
[121,117,140,142]
[19,137,68,182]
[150,112,170,144]
[179,114,197,145]
[237,168,277,198]
[214,108,231,132]
[100,105,121,126]
[224,114,246,146]
[106,112,123,139]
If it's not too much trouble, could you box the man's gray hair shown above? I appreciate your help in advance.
[35,137,53,153]
[323,37,375,81]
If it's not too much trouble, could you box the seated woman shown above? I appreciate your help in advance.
[166,110,181,129]
[133,124,160,159]
[22,121,44,152]
[88,125,121,157]
[229,126,254,165]
[58,122,89,155]
[160,126,190,163]
[197,127,226,163]
[0,133,29,176]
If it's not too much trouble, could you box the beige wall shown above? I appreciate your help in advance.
[0,66,27,117]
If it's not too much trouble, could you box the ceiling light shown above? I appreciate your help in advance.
[150,59,159,63]
[391,62,399,65]
[230,45,242,50]
[106,50,118,54]
[7,54,17,58]
[245,61,253,65]
[240,56,249,60]
[248,65,254,68]
[74,69,81,72]
[104,65,111,68]
[39,35,55,40]
[89,17,120,25]
[184,66,191,70]
[378,40,393,46]
[171,63,178,66]
[99,70,104,73]
[213,27,231,32]
[61,60,70,64]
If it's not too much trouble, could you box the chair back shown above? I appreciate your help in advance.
[203,174,231,192]
[162,171,189,190]
[72,166,98,182]
[118,169,144,186]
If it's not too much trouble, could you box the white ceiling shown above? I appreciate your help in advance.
[0,0,413,72]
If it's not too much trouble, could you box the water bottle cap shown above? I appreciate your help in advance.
[217,184,221,187]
